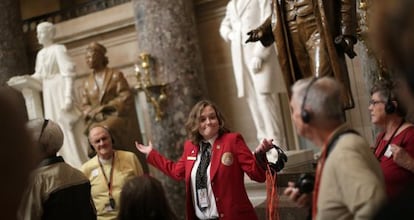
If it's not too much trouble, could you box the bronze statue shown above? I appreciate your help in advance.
[246,0,357,110]
[81,42,146,170]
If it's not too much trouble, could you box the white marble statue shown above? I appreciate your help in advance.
[9,22,88,168]
[219,0,287,152]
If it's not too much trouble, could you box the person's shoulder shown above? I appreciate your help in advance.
[330,131,374,163]
[184,139,194,146]
[80,157,98,172]
[336,131,367,149]
[59,163,90,182]
[182,140,198,152]
[116,150,136,158]
[403,124,414,132]
[31,166,50,183]
[35,162,88,184]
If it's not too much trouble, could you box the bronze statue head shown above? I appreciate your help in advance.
[86,42,109,69]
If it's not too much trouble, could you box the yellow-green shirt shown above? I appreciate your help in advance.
[81,150,144,220]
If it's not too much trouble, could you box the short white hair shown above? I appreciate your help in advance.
[291,77,344,123]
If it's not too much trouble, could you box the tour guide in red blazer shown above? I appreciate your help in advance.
[136,100,274,220]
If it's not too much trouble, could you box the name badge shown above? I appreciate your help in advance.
[187,156,196,160]
[384,145,393,158]
[197,188,209,208]
[91,168,99,177]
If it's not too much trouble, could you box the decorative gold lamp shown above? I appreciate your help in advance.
[134,53,167,122]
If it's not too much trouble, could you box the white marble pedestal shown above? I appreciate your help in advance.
[7,75,43,120]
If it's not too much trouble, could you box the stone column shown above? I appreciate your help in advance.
[0,0,29,85]
[132,0,206,218]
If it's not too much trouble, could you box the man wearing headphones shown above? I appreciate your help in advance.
[81,126,144,220]
[284,77,385,220]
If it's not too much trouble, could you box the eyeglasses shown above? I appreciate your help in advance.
[369,100,386,106]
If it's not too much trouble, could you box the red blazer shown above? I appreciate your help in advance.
[147,132,266,220]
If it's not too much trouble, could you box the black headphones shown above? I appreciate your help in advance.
[38,119,49,142]
[385,90,396,114]
[301,77,319,123]
[268,145,288,174]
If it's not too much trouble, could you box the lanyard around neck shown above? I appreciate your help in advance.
[98,152,115,198]
[375,119,405,160]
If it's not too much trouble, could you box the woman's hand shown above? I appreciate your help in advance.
[255,138,274,154]
[135,141,154,156]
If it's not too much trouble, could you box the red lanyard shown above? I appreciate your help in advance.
[98,152,115,200]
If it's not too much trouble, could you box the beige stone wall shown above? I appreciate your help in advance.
[32,1,373,150]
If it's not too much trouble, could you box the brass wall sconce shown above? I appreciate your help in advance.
[134,53,167,122]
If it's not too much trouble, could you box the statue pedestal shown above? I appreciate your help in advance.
[7,75,43,120]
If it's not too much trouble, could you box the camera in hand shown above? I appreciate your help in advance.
[295,173,315,194]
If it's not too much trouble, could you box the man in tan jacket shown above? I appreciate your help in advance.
[285,77,385,220]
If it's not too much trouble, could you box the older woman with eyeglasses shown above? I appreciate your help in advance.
[369,81,414,200]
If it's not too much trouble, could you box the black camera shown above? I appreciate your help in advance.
[295,173,315,194]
